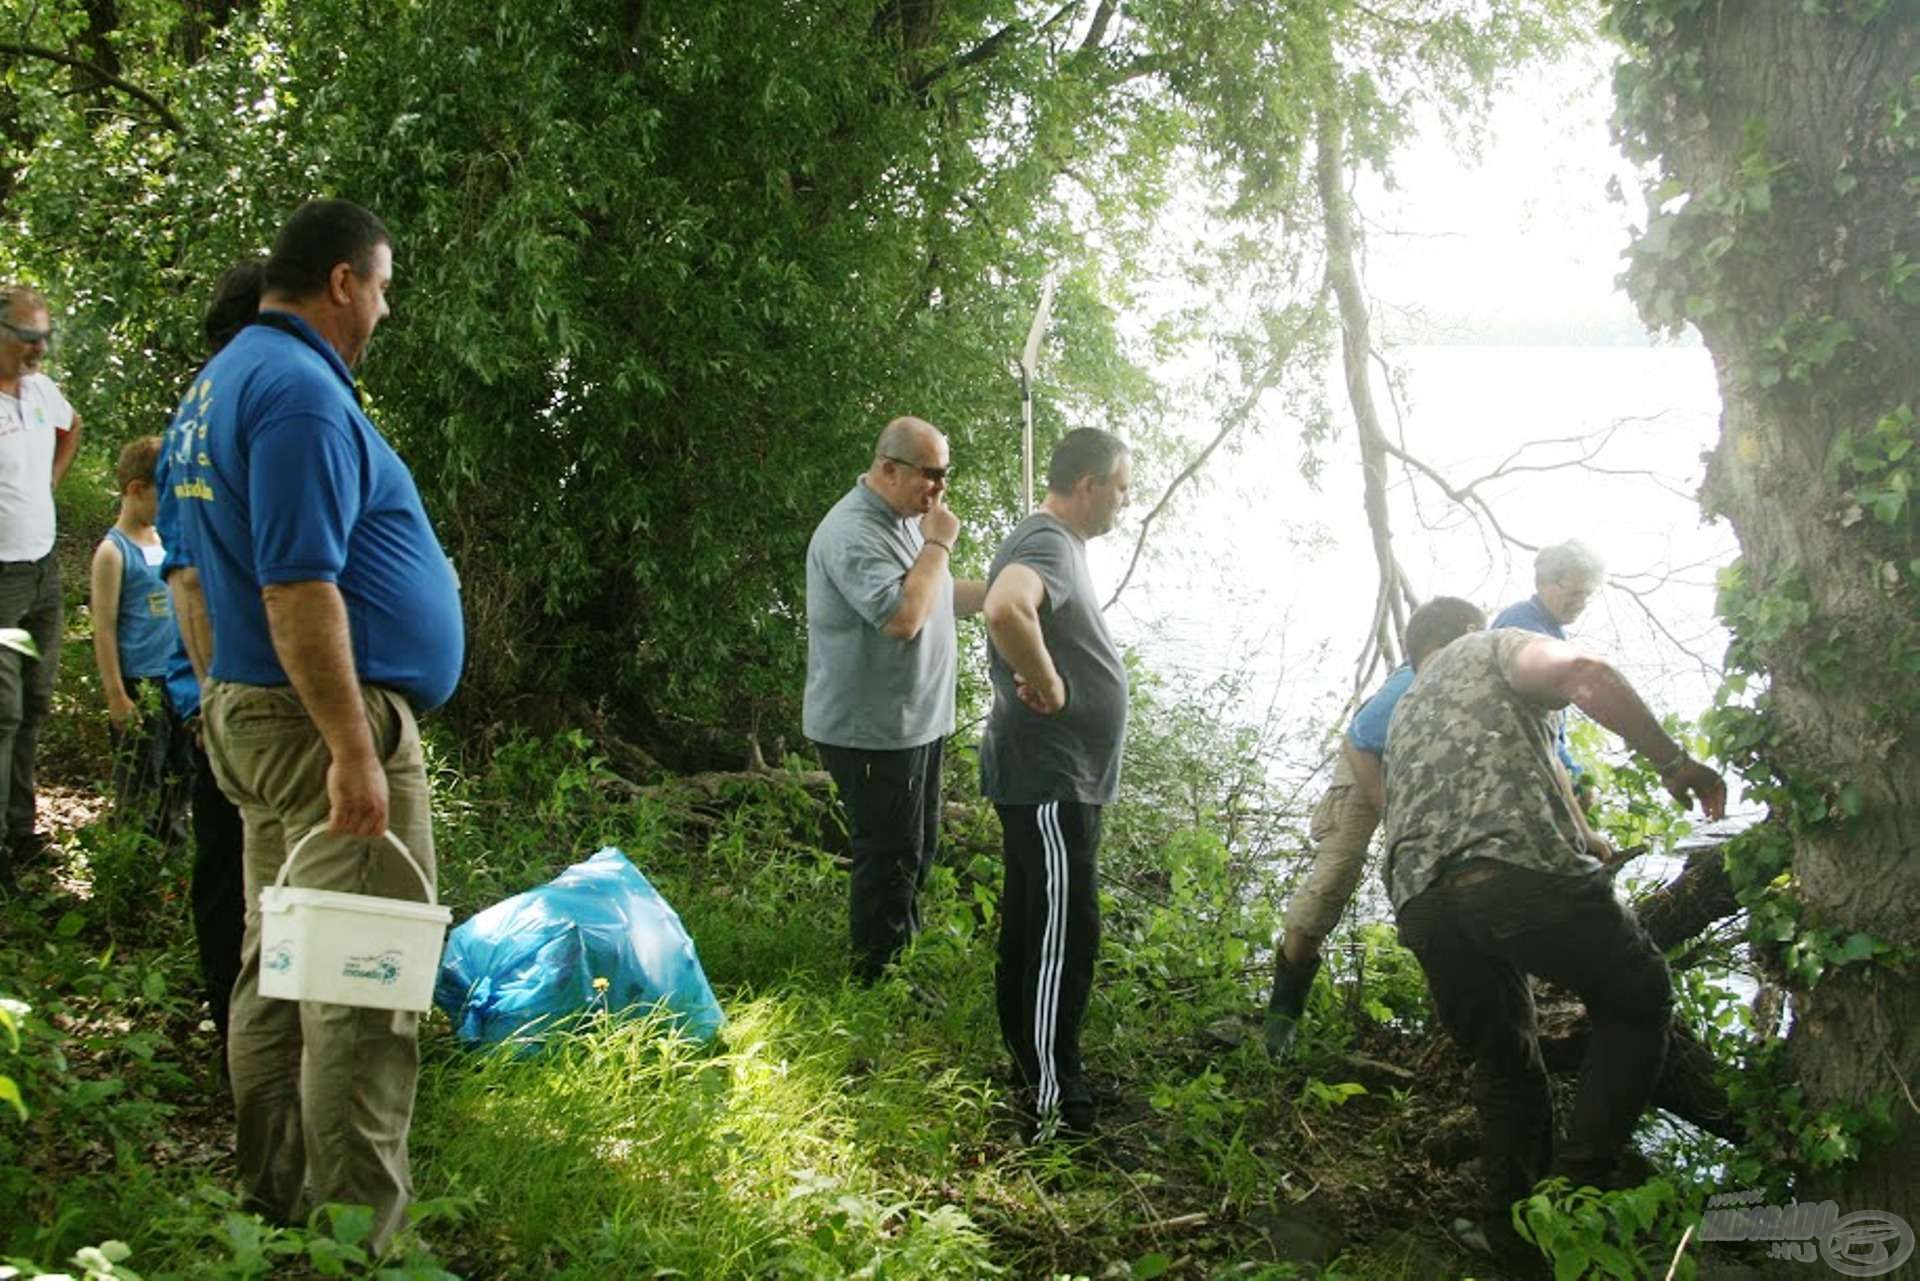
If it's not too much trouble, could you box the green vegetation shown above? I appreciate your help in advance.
[3,679,1498,1279]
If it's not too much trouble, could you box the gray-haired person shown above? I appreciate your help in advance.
[1494,539,1606,803]
[804,416,986,982]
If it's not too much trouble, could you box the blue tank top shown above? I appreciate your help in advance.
[107,527,177,680]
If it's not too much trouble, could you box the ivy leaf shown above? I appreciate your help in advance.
[1837,782,1865,817]
[1837,932,1883,964]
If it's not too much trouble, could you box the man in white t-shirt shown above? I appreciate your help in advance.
[0,284,82,892]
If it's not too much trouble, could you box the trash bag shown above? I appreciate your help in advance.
[435,846,725,1049]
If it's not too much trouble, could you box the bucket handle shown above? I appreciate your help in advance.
[273,826,436,906]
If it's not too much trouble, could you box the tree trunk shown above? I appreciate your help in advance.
[1611,1,1920,1220]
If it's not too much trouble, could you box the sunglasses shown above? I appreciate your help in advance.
[885,455,950,483]
[0,319,53,345]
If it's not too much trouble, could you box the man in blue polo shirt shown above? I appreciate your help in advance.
[1263,598,1485,1058]
[162,199,463,1250]
[1495,540,1605,804]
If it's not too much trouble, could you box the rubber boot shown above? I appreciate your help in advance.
[1263,950,1322,1059]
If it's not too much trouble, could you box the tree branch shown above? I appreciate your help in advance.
[1319,106,1409,665]
[0,41,184,133]
[1103,286,1331,612]
[1080,0,1118,51]
[908,3,1084,97]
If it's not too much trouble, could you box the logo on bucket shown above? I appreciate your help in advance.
[264,942,294,974]
[342,950,404,986]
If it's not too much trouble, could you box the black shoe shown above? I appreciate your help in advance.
[1263,950,1322,1059]
[1048,1074,1098,1140]
[7,831,48,869]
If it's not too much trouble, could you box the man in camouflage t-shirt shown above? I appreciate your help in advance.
[1382,613,1726,1253]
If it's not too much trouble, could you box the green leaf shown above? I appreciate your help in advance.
[323,1203,376,1249]
[1837,932,1883,964]
[1131,1252,1173,1279]
[1554,1246,1592,1281]
[56,911,87,938]
[0,1074,26,1121]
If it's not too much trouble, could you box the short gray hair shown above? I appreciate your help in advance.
[1535,540,1605,586]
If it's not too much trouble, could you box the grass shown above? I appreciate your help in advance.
[2,721,1484,1279]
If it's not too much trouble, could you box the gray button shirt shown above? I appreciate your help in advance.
[980,512,1129,805]
[803,478,956,750]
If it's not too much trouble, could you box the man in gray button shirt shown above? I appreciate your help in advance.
[981,427,1131,1140]
[804,416,986,982]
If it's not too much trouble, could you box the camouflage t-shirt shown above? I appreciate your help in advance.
[1381,628,1599,911]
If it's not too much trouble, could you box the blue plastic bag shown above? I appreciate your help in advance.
[435,846,726,1049]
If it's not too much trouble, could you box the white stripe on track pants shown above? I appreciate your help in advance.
[994,800,1102,1121]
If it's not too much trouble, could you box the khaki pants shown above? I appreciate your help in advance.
[203,680,435,1252]
[1281,781,1383,946]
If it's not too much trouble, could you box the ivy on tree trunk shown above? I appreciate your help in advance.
[1611,0,1920,1216]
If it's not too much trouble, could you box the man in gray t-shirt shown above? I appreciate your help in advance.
[981,427,1131,1140]
[804,416,985,981]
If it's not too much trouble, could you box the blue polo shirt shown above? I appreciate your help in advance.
[1346,665,1414,757]
[1492,594,1566,640]
[160,312,465,710]
[1493,595,1580,777]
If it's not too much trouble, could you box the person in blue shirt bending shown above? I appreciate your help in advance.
[89,435,192,846]
[1264,597,1486,1058]
[163,199,464,1252]
[1493,540,1606,805]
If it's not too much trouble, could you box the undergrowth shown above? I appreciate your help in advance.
[0,632,1734,1279]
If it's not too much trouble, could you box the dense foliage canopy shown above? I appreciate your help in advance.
[1,0,1576,758]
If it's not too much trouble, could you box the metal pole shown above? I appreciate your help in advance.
[1021,367,1034,513]
[1019,276,1056,515]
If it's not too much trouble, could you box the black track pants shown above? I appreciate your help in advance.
[995,800,1102,1118]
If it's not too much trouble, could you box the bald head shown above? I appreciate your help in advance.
[875,416,942,462]
[867,415,951,517]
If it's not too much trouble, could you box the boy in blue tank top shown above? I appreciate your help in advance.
[89,435,192,844]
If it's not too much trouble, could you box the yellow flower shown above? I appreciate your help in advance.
[592,977,610,994]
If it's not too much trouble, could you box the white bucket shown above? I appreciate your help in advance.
[257,828,451,1013]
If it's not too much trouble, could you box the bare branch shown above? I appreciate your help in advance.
[1103,288,1330,612]
[0,40,184,133]
[1610,577,1724,682]
[1379,435,1538,552]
